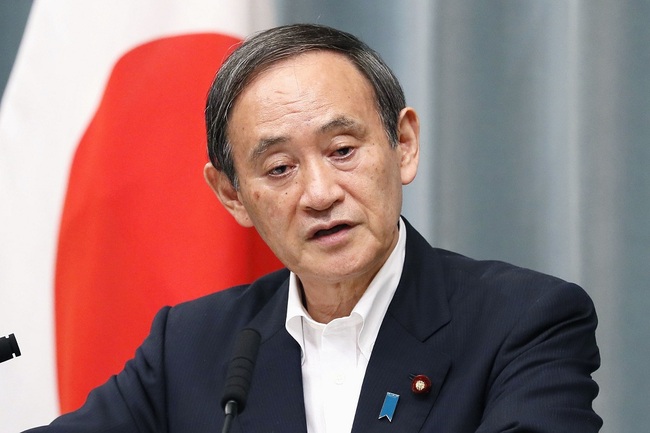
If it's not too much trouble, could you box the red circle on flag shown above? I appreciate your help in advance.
[55,33,282,413]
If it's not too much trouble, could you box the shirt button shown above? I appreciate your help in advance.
[334,372,345,385]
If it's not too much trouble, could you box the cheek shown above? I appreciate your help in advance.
[366,158,395,192]
[365,159,403,214]
[245,189,290,225]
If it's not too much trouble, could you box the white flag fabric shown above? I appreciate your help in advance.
[0,1,277,430]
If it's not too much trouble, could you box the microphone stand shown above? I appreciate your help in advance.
[221,400,238,433]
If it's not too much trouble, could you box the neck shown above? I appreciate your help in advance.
[299,276,373,323]
[298,219,403,323]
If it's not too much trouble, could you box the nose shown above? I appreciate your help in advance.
[298,159,345,212]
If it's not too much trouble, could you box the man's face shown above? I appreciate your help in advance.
[207,51,419,288]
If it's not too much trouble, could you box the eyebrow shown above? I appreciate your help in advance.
[249,115,365,163]
[250,135,289,163]
[319,115,364,135]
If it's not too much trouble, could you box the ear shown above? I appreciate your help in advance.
[396,107,420,185]
[203,162,254,228]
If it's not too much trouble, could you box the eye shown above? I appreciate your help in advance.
[268,165,289,176]
[333,146,353,158]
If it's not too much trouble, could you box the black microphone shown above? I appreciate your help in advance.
[0,333,21,364]
[220,328,261,433]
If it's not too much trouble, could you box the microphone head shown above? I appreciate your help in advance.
[220,328,261,413]
[0,333,21,364]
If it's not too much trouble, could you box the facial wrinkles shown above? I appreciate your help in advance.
[234,52,395,243]
[244,98,325,169]
[233,55,374,169]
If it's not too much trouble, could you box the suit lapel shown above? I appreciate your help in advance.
[236,278,308,433]
[351,316,451,433]
[352,220,452,433]
[229,219,452,433]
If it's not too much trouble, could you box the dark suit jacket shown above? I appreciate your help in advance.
[26,219,602,432]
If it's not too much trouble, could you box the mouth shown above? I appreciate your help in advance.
[310,223,351,239]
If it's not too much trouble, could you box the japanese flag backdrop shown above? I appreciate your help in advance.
[0,1,279,430]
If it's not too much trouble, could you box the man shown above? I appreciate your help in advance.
[25,24,601,432]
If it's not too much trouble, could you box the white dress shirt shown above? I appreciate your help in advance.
[285,219,407,433]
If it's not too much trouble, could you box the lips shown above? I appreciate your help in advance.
[313,224,349,238]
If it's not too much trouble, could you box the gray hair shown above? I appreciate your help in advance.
[205,23,406,189]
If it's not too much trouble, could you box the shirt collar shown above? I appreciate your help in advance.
[285,217,407,362]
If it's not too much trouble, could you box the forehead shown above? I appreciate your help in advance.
[225,51,381,154]
[235,50,375,111]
